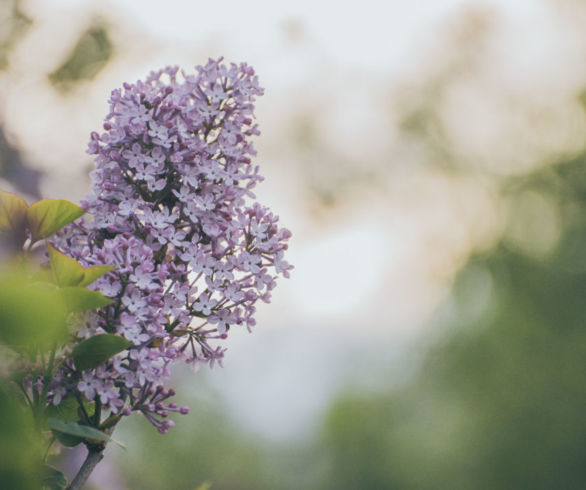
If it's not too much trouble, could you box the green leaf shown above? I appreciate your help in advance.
[59,287,113,312]
[47,244,115,288]
[0,274,68,350]
[47,418,125,449]
[26,199,84,241]
[45,398,94,447]
[31,266,54,284]
[41,464,68,489]
[54,430,84,447]
[0,189,28,231]
[47,244,85,287]
[53,431,83,447]
[47,418,110,443]
[45,397,79,424]
[71,333,132,371]
[45,396,92,421]
[79,265,115,287]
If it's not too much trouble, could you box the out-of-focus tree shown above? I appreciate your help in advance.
[48,23,113,92]
[317,135,586,490]
[0,0,40,196]
[113,390,273,490]
[0,5,115,195]
[0,0,31,71]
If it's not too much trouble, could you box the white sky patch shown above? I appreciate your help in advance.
[45,0,549,82]
[289,223,393,319]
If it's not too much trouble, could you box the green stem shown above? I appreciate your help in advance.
[43,435,56,462]
[74,392,91,425]
[40,343,57,407]
[93,397,102,426]
[16,380,33,409]
[99,413,121,430]
[31,376,41,430]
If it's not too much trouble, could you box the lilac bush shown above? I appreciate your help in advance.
[52,58,292,433]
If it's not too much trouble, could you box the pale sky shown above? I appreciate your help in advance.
[44,0,559,86]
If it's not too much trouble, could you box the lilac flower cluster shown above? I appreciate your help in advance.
[53,58,292,432]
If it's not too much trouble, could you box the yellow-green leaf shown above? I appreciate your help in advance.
[26,199,84,241]
[32,266,54,284]
[47,245,115,288]
[79,265,115,287]
[0,189,28,231]
[0,274,68,350]
[59,287,113,312]
[47,244,85,287]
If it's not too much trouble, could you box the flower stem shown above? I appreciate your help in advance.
[67,444,104,490]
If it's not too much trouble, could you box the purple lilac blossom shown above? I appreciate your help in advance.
[52,58,292,432]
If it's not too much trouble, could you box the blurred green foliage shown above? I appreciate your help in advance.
[0,381,43,489]
[49,25,113,91]
[116,395,273,490]
[0,271,69,351]
[0,269,69,489]
[316,151,586,489]
[0,2,583,488]
[0,0,32,71]
[111,126,586,490]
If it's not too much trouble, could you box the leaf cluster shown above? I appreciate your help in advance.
[0,189,131,488]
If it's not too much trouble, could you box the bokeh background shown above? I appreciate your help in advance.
[1,0,586,488]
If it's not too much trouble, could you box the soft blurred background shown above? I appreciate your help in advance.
[1,0,586,488]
